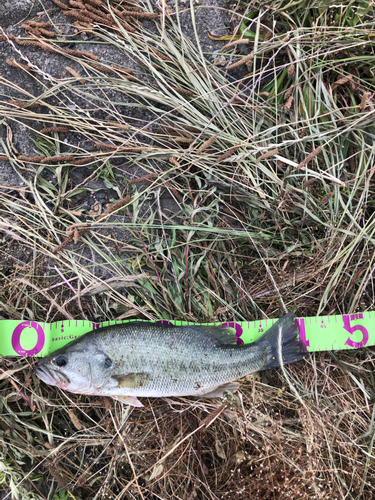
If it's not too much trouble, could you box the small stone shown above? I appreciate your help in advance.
[96,189,106,199]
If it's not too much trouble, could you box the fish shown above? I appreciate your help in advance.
[34,313,306,407]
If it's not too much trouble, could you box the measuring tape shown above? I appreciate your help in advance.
[1,312,373,358]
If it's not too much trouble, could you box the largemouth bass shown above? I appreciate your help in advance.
[34,314,305,407]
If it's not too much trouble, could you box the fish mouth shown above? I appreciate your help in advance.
[34,364,70,388]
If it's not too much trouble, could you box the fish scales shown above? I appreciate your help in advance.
[95,324,265,396]
[35,314,306,406]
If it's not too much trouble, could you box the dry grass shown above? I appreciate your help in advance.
[1,350,375,499]
[0,0,375,498]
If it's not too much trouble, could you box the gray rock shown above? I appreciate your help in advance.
[0,0,54,27]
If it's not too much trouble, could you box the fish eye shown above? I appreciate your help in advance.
[55,355,68,367]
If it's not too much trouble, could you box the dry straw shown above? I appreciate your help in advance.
[15,39,42,47]
[0,156,8,161]
[40,126,71,134]
[70,156,95,165]
[129,168,182,202]
[222,205,246,222]
[51,0,69,8]
[302,177,319,189]
[118,20,137,33]
[38,28,57,37]
[106,121,130,130]
[52,227,90,253]
[64,10,108,25]
[18,155,44,162]
[196,135,218,154]
[221,38,250,51]
[169,157,181,168]
[21,24,40,36]
[68,409,83,430]
[26,20,52,28]
[22,24,56,37]
[15,38,58,54]
[225,53,253,70]
[284,86,293,101]
[113,6,141,18]
[111,66,139,80]
[296,146,323,170]
[86,0,103,6]
[321,191,335,204]
[215,143,242,163]
[6,59,31,72]
[128,173,158,184]
[168,85,194,96]
[256,148,279,163]
[120,10,159,19]
[173,136,194,143]
[83,10,111,24]
[111,64,133,74]
[41,155,75,164]
[83,1,106,14]
[88,62,117,74]
[149,47,174,62]
[0,34,15,40]
[332,75,355,91]
[63,48,98,61]
[8,100,41,108]
[66,66,86,84]
[98,195,132,218]
[70,0,86,7]
[181,125,202,134]
[94,142,144,152]
[288,63,295,77]
[37,41,59,53]
[359,92,370,111]
[73,21,94,30]
[44,463,67,489]
[284,95,293,112]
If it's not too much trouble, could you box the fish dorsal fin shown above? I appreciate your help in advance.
[115,395,144,407]
[112,373,151,389]
[185,325,237,346]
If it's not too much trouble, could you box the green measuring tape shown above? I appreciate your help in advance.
[1,312,373,358]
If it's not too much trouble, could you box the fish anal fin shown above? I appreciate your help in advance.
[115,395,144,407]
[202,382,240,398]
[111,373,150,389]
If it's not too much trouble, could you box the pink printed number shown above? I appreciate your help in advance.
[222,322,243,345]
[343,314,369,348]
[297,318,309,349]
[11,321,45,356]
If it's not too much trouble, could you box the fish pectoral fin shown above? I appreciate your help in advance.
[202,382,240,398]
[115,395,144,407]
[111,372,151,389]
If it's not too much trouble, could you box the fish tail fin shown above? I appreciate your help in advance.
[257,313,307,371]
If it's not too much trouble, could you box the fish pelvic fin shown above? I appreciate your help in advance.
[202,382,240,398]
[115,395,144,407]
[257,313,307,370]
[111,373,151,389]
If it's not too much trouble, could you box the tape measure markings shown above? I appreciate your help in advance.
[1,311,374,357]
